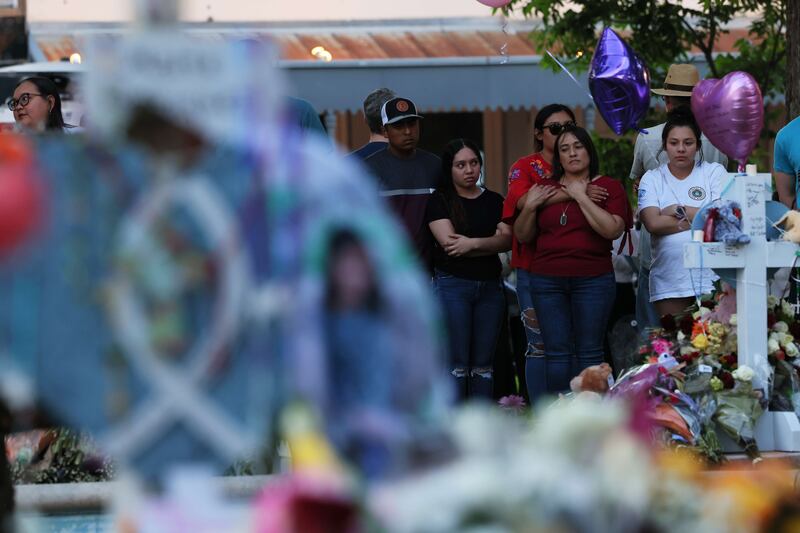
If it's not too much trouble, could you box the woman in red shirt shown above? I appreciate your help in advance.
[515,125,631,393]
[501,105,608,402]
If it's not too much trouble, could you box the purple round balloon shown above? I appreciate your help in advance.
[691,71,764,167]
[589,28,650,135]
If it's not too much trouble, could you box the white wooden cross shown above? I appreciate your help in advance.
[684,170,800,452]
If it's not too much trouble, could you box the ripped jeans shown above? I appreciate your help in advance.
[433,271,505,402]
[515,269,547,404]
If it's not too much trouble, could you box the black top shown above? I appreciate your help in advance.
[365,149,441,272]
[425,189,504,280]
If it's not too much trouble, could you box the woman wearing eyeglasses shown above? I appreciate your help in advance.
[501,104,608,403]
[513,126,632,395]
[8,77,67,132]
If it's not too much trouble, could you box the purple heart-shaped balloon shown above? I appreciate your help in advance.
[691,71,763,166]
[589,28,650,136]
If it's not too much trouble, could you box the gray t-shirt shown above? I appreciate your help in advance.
[629,123,728,269]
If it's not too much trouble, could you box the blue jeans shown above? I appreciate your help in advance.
[515,269,547,404]
[636,266,661,335]
[527,272,616,394]
[433,271,505,401]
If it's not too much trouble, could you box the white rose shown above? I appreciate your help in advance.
[733,365,755,382]
[768,338,781,354]
[786,343,800,358]
[729,314,737,327]
[774,321,790,333]
[782,299,796,318]
[768,295,779,308]
[692,307,711,320]
[677,331,686,342]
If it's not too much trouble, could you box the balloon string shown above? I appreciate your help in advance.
[544,50,594,101]
[499,16,509,65]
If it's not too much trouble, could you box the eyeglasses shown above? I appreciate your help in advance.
[543,121,577,136]
[6,93,44,111]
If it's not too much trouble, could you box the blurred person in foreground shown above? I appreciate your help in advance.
[8,76,68,133]
[348,87,396,161]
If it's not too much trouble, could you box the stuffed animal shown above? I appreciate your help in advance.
[569,363,613,394]
[713,201,750,245]
[775,210,800,244]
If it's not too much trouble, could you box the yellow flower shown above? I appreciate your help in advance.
[692,333,709,350]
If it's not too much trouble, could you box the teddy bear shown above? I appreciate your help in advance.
[775,210,800,244]
[713,201,750,245]
[569,363,613,395]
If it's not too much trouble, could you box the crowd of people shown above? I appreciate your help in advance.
[342,63,796,406]
[6,62,800,408]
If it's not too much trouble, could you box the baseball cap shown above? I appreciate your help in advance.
[381,97,423,126]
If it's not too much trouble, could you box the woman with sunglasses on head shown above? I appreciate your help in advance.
[8,77,68,132]
[514,125,632,395]
[501,104,608,403]
[426,139,511,402]
[638,107,724,318]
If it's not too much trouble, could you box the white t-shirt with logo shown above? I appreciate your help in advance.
[638,161,726,302]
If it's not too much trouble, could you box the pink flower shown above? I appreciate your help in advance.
[651,339,673,356]
[498,395,526,412]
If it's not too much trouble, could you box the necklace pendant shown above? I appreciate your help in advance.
[559,213,568,226]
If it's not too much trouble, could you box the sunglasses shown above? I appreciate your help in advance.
[543,121,577,136]
[6,92,44,111]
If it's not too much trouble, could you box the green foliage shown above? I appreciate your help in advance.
[506,1,786,103]
[9,428,114,484]
[591,132,636,206]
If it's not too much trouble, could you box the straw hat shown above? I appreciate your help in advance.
[651,64,700,97]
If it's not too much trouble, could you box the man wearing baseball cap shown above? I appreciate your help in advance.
[365,96,441,272]
[630,64,728,333]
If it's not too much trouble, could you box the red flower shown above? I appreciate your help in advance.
[720,371,735,389]
[660,314,677,332]
[777,350,786,361]
[679,315,694,335]
[768,313,777,328]
[719,355,735,367]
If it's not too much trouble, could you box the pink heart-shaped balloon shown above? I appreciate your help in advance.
[476,0,512,7]
[691,71,763,166]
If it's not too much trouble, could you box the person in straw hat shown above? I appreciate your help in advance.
[629,64,727,328]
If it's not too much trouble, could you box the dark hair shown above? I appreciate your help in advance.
[550,126,600,181]
[665,95,692,109]
[363,88,396,135]
[437,139,483,234]
[533,104,576,152]
[659,106,704,164]
[324,229,380,312]
[14,76,67,131]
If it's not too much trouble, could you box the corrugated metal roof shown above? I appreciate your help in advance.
[33,26,751,63]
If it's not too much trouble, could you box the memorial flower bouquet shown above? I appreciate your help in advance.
[625,289,800,461]
[620,295,770,461]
